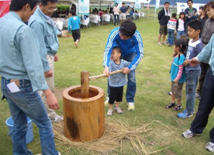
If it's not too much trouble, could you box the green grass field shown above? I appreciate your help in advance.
[0,18,214,155]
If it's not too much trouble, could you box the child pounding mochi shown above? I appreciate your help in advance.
[166,38,186,111]
[107,47,130,116]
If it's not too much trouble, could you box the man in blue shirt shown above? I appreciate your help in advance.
[120,2,127,23]
[28,0,63,122]
[0,0,60,154]
[103,20,144,110]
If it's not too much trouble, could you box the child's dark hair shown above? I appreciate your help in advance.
[10,0,38,11]
[175,38,187,54]
[187,20,202,32]
[172,13,176,18]
[119,20,136,37]
[179,35,189,52]
[70,10,76,16]
[179,12,185,19]
[113,47,121,53]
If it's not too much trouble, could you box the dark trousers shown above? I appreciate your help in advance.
[190,68,214,142]
[197,62,210,96]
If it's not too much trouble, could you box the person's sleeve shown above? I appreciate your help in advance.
[158,9,163,21]
[30,21,50,72]
[191,8,198,19]
[175,55,185,80]
[128,31,144,70]
[17,27,48,91]
[176,20,178,30]
[197,34,214,62]
[68,18,71,31]
[103,29,119,68]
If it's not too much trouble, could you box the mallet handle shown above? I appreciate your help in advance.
[89,70,123,81]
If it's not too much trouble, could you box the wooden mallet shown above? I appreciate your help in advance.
[81,70,123,98]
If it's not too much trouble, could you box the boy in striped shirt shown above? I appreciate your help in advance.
[107,47,130,116]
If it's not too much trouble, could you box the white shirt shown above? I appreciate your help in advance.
[178,19,185,31]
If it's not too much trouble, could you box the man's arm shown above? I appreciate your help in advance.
[158,9,163,21]
[128,31,144,71]
[197,34,214,63]
[29,21,50,72]
[103,29,119,76]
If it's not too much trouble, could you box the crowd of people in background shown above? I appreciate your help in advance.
[158,0,214,152]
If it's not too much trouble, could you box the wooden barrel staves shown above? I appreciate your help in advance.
[63,85,105,142]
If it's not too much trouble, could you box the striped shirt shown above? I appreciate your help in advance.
[109,59,130,87]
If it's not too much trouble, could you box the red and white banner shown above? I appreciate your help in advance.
[0,0,11,18]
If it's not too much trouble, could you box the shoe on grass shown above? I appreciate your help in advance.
[177,110,193,118]
[104,97,109,107]
[128,102,135,110]
[206,142,214,152]
[114,106,122,114]
[168,92,172,96]
[157,42,162,46]
[182,129,194,138]
[50,115,63,122]
[107,108,113,116]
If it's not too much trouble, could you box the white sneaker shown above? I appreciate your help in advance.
[128,102,135,110]
[114,106,122,114]
[107,108,113,116]
[104,97,109,107]
[50,115,63,122]
[206,142,214,152]
[35,152,61,155]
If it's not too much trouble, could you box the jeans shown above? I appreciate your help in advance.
[108,52,136,102]
[185,70,201,114]
[190,68,214,142]
[114,15,119,26]
[167,29,174,45]
[176,30,186,39]
[1,77,58,155]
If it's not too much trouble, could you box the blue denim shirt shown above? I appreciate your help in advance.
[197,34,214,75]
[0,12,48,91]
[28,7,59,72]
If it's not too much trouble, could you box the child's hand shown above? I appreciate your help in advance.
[122,67,130,74]
[173,79,179,84]
[103,67,110,77]
[183,60,189,66]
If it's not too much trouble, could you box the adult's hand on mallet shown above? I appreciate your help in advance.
[43,89,59,110]
[122,67,130,74]
[190,57,199,67]
[103,67,110,77]
[45,70,53,78]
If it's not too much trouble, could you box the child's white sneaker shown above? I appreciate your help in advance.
[128,102,135,110]
[104,97,109,107]
[206,142,214,152]
[107,108,113,116]
[114,106,122,114]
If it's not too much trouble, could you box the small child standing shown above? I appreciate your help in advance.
[166,38,186,110]
[107,47,130,116]
[68,11,81,48]
[176,12,186,39]
[177,20,203,118]
[167,13,177,46]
